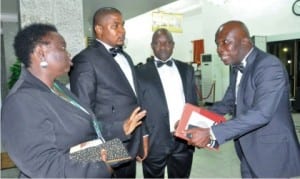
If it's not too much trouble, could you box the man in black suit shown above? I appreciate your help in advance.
[136,28,198,178]
[69,7,147,178]
[186,20,300,178]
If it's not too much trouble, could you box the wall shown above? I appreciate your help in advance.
[125,0,300,64]
[18,0,85,84]
[124,0,300,100]
[1,1,85,176]
[124,11,200,63]
[198,0,300,54]
[1,22,18,102]
[19,0,85,57]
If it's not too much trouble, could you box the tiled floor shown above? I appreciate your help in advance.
[136,140,241,178]
[2,113,300,178]
[136,112,300,178]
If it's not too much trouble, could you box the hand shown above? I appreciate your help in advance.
[100,149,107,162]
[123,107,147,135]
[185,127,211,148]
[100,149,114,174]
[136,136,149,162]
[174,119,180,130]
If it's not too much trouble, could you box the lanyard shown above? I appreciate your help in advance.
[51,82,105,143]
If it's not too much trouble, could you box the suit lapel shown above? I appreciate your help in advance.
[230,67,238,103]
[236,47,258,112]
[174,60,188,98]
[147,60,169,111]
[122,52,138,98]
[93,41,137,98]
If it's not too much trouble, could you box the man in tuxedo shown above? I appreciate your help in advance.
[69,7,147,178]
[186,20,300,178]
[136,28,198,178]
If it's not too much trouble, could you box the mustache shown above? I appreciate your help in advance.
[117,35,125,41]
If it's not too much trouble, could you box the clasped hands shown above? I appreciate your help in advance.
[184,127,211,148]
[174,120,212,148]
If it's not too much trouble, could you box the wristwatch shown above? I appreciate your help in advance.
[292,0,300,16]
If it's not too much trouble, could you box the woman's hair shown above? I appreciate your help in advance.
[13,23,57,67]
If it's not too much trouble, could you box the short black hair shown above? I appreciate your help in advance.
[92,7,122,34]
[13,23,57,68]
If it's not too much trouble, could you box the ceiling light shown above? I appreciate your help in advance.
[283,47,288,52]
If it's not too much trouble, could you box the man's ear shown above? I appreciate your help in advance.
[242,37,251,46]
[94,25,103,35]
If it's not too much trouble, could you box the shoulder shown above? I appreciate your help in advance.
[135,59,154,71]
[3,85,47,115]
[72,40,107,62]
[6,75,44,98]
[70,46,102,74]
[72,46,98,62]
[135,60,157,82]
[252,47,283,70]
[173,59,194,71]
[251,47,287,81]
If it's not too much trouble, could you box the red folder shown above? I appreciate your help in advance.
[174,103,226,144]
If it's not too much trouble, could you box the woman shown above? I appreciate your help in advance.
[1,23,145,178]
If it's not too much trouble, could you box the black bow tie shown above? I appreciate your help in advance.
[109,47,123,57]
[232,63,244,73]
[156,60,173,68]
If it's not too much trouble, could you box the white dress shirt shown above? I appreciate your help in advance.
[235,48,253,103]
[154,57,186,132]
[97,39,136,96]
[211,48,253,141]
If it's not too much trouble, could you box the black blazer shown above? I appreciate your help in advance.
[1,68,111,178]
[136,58,198,154]
[69,40,143,158]
[210,47,300,177]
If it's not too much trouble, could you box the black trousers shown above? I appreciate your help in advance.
[113,160,136,178]
[142,138,194,178]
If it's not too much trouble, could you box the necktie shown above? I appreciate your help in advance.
[156,60,173,68]
[109,47,123,57]
[232,63,244,73]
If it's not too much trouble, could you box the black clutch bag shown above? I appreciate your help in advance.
[69,138,132,165]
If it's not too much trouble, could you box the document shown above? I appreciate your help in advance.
[174,103,226,150]
[69,138,132,165]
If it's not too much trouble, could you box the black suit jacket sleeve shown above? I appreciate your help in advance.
[69,53,97,111]
[70,52,128,141]
[1,69,111,178]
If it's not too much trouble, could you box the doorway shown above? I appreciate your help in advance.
[267,39,300,111]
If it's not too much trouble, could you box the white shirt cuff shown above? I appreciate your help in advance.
[209,128,216,140]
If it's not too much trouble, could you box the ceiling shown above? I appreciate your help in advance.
[82,0,178,35]
[82,0,177,20]
[1,0,178,21]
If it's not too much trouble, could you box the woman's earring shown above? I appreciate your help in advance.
[40,58,48,68]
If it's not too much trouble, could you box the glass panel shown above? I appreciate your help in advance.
[267,40,296,97]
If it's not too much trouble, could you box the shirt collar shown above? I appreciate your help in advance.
[241,47,254,67]
[96,39,113,52]
[153,56,173,63]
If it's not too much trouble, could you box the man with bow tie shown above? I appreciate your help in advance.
[186,20,300,178]
[69,7,148,178]
[135,28,198,178]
